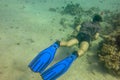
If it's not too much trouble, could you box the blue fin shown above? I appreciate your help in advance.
[28,41,60,73]
[41,52,78,80]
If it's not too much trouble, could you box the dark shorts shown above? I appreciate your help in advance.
[76,32,91,44]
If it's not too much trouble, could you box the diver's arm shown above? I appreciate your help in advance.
[75,25,81,32]
[94,33,99,40]
[99,34,110,39]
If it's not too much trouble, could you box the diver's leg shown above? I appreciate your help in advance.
[77,41,89,57]
[60,38,79,47]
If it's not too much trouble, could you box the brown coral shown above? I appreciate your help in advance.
[98,29,120,75]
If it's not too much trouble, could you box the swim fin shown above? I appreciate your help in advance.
[28,41,60,73]
[41,51,78,80]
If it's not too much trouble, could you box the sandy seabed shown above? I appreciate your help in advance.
[0,0,120,80]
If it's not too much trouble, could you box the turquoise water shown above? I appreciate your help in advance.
[0,0,120,80]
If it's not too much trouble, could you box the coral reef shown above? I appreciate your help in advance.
[107,12,120,28]
[61,2,83,16]
[60,18,72,28]
[111,13,120,28]
[54,2,120,43]
[116,35,120,48]
[97,12,120,35]
[59,3,102,31]
[60,18,68,28]
[104,12,120,30]
[98,30,120,75]
[60,2,100,17]
[73,16,81,27]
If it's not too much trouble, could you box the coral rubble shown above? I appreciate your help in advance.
[98,30,120,75]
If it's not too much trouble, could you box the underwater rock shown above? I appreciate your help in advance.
[98,29,120,75]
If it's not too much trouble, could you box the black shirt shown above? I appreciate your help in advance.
[80,21,101,37]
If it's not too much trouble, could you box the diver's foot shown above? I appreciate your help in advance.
[55,40,60,46]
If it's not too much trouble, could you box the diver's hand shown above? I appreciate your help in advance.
[75,25,81,32]
[100,34,109,39]
[94,33,99,40]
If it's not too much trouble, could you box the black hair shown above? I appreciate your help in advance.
[93,14,102,22]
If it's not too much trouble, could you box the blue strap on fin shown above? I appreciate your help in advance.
[41,52,78,80]
[28,41,60,73]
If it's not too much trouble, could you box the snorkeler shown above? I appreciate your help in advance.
[60,14,102,57]
[28,14,102,80]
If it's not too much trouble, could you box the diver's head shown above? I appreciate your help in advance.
[93,14,102,23]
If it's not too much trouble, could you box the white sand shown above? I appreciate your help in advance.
[0,0,120,80]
